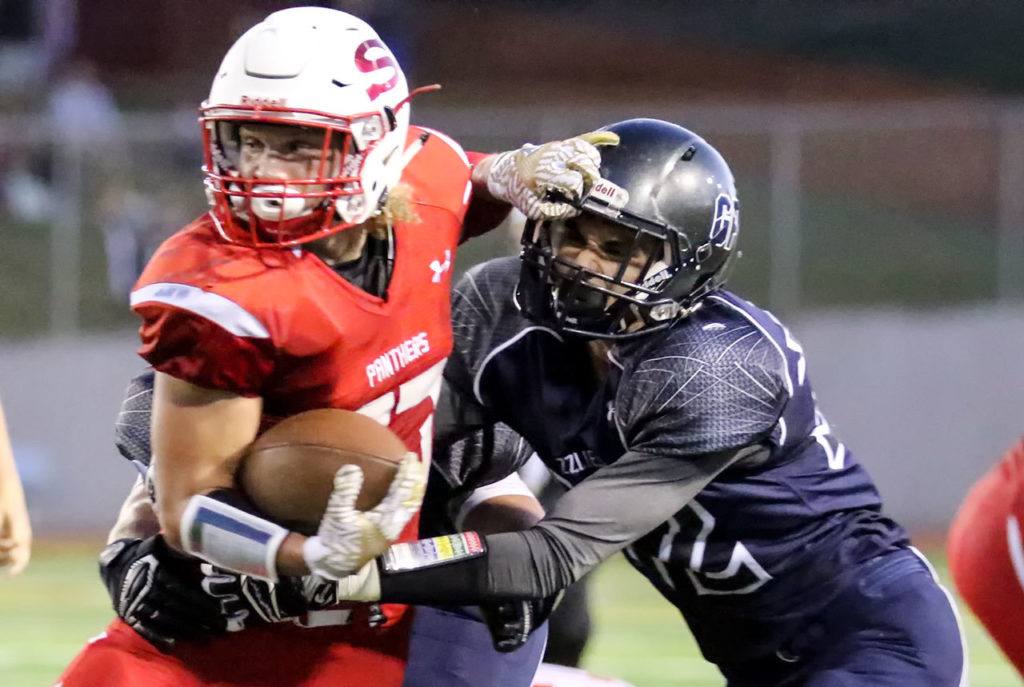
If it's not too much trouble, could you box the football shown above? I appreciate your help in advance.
[238,408,409,535]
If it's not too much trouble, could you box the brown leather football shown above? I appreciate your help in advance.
[238,408,408,535]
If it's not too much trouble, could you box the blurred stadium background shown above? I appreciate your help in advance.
[0,0,1022,684]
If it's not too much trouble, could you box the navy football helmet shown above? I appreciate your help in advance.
[517,118,739,339]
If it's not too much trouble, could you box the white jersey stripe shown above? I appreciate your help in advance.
[130,282,270,339]
[1007,515,1024,593]
[908,546,968,687]
[417,126,471,167]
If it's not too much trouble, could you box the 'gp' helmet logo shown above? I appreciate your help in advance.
[710,194,738,251]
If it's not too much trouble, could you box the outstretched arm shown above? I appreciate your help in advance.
[337,444,765,606]
[462,131,620,241]
[101,462,544,653]
[153,372,424,584]
[107,477,159,542]
[149,373,308,572]
[0,399,31,576]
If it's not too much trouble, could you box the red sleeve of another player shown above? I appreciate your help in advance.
[135,305,275,396]
[462,150,512,242]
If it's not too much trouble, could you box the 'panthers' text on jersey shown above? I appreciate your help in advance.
[438,257,908,663]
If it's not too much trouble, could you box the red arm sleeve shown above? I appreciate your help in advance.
[461,150,512,243]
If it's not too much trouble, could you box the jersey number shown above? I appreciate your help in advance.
[642,499,772,596]
[766,310,847,470]
[356,360,446,463]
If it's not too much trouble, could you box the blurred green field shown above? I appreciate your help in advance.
[0,540,1017,686]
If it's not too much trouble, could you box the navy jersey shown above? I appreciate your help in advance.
[438,257,908,662]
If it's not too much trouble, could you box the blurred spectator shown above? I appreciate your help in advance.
[47,58,122,146]
[0,0,34,41]
[99,186,173,302]
[41,0,77,73]
[2,151,51,223]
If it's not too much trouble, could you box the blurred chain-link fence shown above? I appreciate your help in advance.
[2,99,1023,337]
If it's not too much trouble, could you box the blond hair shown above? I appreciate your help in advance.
[372,183,419,234]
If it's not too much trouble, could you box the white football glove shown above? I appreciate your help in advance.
[487,131,620,220]
[302,453,426,581]
[301,562,382,607]
[333,562,382,602]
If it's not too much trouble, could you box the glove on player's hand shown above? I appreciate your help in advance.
[100,536,225,652]
[486,132,620,220]
[303,453,427,580]
[480,593,562,653]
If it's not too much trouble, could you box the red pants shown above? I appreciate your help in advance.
[59,610,412,687]
[947,437,1024,678]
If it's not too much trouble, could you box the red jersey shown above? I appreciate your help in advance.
[129,126,474,637]
[948,437,1024,676]
[131,125,472,462]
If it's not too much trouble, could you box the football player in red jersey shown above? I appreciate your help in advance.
[58,6,617,687]
[948,436,1024,677]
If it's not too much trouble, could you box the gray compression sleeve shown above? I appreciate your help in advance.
[482,445,762,598]
[376,444,765,604]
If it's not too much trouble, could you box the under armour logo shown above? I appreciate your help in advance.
[429,249,452,283]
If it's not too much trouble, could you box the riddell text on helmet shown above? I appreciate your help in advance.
[239,94,287,108]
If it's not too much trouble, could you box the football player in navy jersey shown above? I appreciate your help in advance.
[333,118,968,686]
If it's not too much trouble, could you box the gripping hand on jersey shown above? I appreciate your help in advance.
[481,594,562,653]
[199,564,306,631]
[486,131,620,220]
[100,535,311,652]
[100,536,228,652]
[302,452,427,581]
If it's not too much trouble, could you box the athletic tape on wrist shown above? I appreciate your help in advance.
[380,532,486,574]
[180,494,288,582]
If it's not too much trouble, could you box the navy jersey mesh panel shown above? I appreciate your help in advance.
[114,370,156,469]
[615,312,788,457]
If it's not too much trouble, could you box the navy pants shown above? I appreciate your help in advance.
[719,548,966,686]
[402,606,548,687]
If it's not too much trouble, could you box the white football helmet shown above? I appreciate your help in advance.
[201,7,411,246]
